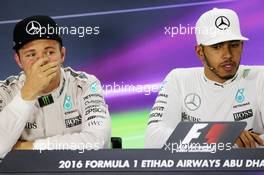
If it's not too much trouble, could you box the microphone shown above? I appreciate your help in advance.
[203,56,216,71]
[202,50,219,74]
[209,66,215,71]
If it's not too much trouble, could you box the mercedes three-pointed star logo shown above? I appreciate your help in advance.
[184,93,201,111]
[215,16,230,30]
[26,21,41,35]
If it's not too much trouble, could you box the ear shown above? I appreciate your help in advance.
[60,46,66,64]
[14,52,23,69]
[195,45,205,63]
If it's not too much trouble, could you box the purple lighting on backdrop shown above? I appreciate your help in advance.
[79,0,264,113]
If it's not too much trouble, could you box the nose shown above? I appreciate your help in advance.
[35,52,50,61]
[222,43,232,60]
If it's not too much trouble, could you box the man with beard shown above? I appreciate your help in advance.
[145,8,264,148]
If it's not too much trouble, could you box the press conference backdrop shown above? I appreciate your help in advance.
[0,0,263,148]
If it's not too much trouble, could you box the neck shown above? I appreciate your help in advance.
[204,67,226,84]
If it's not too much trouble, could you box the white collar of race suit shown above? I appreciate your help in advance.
[202,69,240,88]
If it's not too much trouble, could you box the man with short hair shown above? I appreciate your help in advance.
[0,15,111,158]
[145,8,264,148]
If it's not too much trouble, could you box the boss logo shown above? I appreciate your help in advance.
[65,115,82,128]
[25,122,37,129]
[233,109,253,121]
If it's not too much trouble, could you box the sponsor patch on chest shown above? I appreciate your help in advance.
[233,109,253,121]
[64,109,82,128]
[65,115,82,128]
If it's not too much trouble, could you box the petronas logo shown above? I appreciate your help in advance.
[64,96,72,110]
[90,82,97,93]
[235,89,245,103]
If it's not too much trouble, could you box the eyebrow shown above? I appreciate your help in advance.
[22,49,35,54]
[209,43,222,47]
[21,45,57,54]
[23,46,55,53]
[44,46,56,50]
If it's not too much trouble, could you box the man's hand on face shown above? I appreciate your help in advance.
[21,56,60,101]
[235,130,264,148]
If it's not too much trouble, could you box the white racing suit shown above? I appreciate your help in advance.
[145,66,264,148]
[0,67,111,158]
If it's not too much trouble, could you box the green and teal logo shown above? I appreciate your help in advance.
[42,96,51,105]
[38,94,54,107]
[242,69,250,79]
[64,95,72,110]
[79,73,87,79]
[90,82,97,93]
[235,88,245,103]
[159,81,167,91]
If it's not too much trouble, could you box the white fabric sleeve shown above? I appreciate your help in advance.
[145,70,183,148]
[257,134,264,148]
[33,76,111,151]
[0,91,35,158]
[256,71,264,134]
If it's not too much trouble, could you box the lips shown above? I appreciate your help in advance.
[221,62,235,71]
